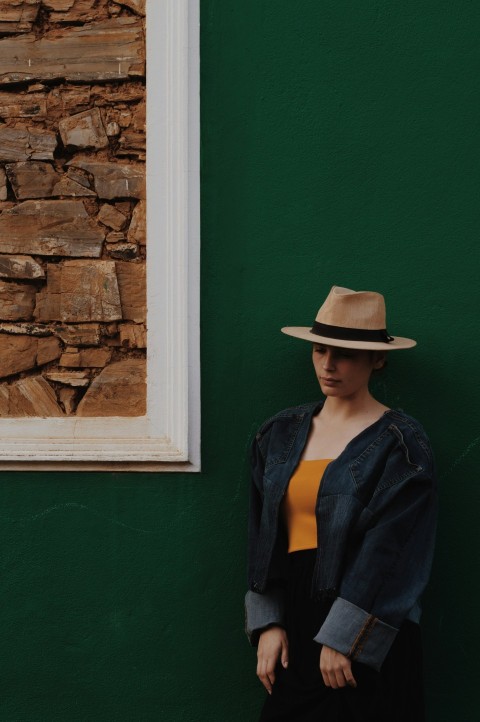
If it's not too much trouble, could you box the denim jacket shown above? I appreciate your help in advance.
[245,400,437,671]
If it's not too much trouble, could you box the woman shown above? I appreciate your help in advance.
[245,286,437,722]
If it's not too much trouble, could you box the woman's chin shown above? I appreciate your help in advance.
[319,383,342,396]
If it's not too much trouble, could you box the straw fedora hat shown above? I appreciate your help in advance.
[281,286,416,351]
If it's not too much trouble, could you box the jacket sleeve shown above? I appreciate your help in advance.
[245,588,286,646]
[244,430,286,646]
[314,444,438,671]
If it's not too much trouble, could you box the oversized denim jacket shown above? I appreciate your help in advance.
[245,400,437,671]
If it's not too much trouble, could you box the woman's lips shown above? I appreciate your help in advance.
[321,377,340,386]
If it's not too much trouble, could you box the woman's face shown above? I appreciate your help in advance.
[312,343,385,399]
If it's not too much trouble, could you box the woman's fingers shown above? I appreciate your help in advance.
[256,626,289,694]
[342,663,357,688]
[256,645,281,692]
[319,645,357,689]
[256,657,276,693]
[334,666,348,689]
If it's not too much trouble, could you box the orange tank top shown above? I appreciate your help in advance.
[283,459,333,553]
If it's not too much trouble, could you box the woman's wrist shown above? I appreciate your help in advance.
[259,623,285,636]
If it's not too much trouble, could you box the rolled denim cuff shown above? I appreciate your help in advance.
[313,597,398,671]
[245,588,285,646]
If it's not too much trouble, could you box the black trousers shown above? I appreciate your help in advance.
[259,550,425,722]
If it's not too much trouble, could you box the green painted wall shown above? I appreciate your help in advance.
[0,1,478,719]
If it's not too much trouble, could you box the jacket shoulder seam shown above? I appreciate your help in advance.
[256,401,319,437]
[387,412,433,462]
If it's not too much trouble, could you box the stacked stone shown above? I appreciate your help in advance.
[0,0,146,417]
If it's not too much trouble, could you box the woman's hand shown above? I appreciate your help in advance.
[320,645,357,689]
[256,626,289,694]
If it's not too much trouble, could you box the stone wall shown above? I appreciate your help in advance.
[0,0,146,417]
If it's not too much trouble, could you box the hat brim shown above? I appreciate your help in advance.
[281,326,416,351]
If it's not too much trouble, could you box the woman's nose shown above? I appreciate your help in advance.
[322,351,336,370]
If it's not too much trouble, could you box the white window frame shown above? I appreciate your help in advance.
[0,0,201,472]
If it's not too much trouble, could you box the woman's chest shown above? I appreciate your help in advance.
[300,416,372,460]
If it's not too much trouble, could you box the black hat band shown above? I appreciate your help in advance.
[310,321,394,343]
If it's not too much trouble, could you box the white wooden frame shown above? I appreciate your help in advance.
[0,0,201,471]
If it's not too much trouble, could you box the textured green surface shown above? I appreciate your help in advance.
[0,1,478,719]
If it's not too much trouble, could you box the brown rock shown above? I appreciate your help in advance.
[0,281,36,321]
[132,99,146,132]
[60,260,122,322]
[103,322,119,337]
[43,0,101,23]
[117,110,132,129]
[103,335,121,347]
[115,261,146,322]
[91,82,144,106]
[91,80,145,108]
[0,335,37,377]
[106,242,138,260]
[116,101,145,158]
[0,334,60,378]
[0,92,47,119]
[0,255,45,280]
[67,159,145,199]
[0,18,145,85]
[106,121,120,137]
[0,376,64,417]
[44,370,90,387]
[115,202,131,215]
[36,261,122,323]
[0,386,8,415]
[99,323,120,346]
[0,0,40,33]
[6,161,96,200]
[117,132,145,159]
[42,0,76,10]
[0,200,105,257]
[120,323,146,348]
[127,200,146,245]
[0,167,7,202]
[98,204,127,231]
[0,92,46,118]
[113,0,145,16]
[54,323,101,346]
[59,347,112,368]
[76,358,146,416]
[58,386,78,414]
[59,108,108,149]
[65,166,93,190]
[0,126,57,162]
[47,86,91,116]
[0,322,52,336]
[36,336,62,366]
[106,232,125,243]
[34,264,61,321]
[51,175,98,197]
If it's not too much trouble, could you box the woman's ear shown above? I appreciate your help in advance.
[373,352,387,370]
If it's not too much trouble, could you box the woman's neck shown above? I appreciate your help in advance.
[301,392,390,460]
[321,391,388,424]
